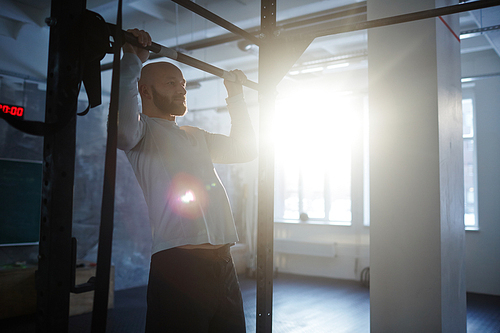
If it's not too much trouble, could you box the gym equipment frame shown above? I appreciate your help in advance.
[30,0,500,332]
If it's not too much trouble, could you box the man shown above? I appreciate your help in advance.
[118,29,257,332]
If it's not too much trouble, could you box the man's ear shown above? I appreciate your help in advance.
[139,84,152,100]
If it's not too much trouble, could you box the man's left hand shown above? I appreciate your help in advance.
[224,70,247,97]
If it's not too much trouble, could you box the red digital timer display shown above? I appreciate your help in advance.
[1,103,24,117]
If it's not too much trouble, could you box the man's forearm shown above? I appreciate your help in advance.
[117,53,144,151]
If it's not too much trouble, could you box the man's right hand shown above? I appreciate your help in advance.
[123,28,152,63]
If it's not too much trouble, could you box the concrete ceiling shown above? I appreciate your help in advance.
[0,0,499,88]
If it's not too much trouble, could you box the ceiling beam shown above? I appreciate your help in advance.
[129,0,177,24]
[0,16,24,39]
[172,0,261,45]
[0,0,36,23]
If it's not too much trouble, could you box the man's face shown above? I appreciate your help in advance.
[149,65,187,118]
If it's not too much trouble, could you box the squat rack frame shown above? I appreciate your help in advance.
[35,0,500,332]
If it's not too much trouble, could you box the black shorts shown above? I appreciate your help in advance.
[145,244,246,333]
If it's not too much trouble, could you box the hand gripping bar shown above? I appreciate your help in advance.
[109,24,260,91]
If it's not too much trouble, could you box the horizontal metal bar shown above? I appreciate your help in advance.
[311,0,500,38]
[181,2,366,50]
[171,0,261,46]
[461,24,500,35]
[101,0,499,75]
[101,2,367,70]
[462,71,500,81]
[110,26,259,91]
[0,69,46,83]
[280,2,366,31]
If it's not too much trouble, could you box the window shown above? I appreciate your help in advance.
[462,98,478,229]
[273,85,362,225]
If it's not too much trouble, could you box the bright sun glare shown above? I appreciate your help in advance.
[274,85,356,222]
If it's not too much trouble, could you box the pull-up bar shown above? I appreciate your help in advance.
[107,23,260,91]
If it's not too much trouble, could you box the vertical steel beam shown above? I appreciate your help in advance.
[256,2,313,332]
[256,1,277,332]
[36,0,85,332]
[91,3,123,331]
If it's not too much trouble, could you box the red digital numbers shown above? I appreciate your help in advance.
[1,103,24,117]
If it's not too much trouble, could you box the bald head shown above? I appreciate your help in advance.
[139,62,182,89]
[138,62,187,120]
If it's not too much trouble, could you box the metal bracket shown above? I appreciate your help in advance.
[70,237,95,294]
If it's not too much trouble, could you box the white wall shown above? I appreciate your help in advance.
[274,222,369,281]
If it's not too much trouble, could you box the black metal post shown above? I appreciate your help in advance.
[90,2,123,332]
[36,0,86,332]
[256,1,277,332]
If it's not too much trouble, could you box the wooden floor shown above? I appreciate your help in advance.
[2,273,499,332]
[241,274,370,333]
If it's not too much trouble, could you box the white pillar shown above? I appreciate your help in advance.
[367,0,466,332]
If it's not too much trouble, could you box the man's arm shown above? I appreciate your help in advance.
[117,29,151,151]
[204,71,258,163]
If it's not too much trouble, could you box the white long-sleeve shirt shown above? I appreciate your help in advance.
[118,53,257,254]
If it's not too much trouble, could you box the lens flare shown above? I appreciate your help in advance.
[180,190,195,204]
[167,172,209,219]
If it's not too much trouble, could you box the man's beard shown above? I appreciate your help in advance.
[151,86,187,117]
